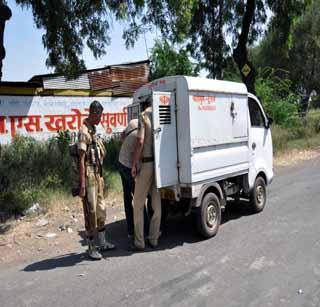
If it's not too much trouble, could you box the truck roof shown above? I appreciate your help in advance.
[133,76,248,100]
[182,76,248,95]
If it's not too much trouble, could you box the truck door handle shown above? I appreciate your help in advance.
[252,142,256,150]
[154,127,162,134]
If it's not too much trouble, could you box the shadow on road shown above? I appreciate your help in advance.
[0,223,11,234]
[222,198,258,225]
[22,199,256,271]
[23,252,87,272]
[84,214,202,259]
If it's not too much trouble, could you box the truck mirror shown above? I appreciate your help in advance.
[265,116,273,129]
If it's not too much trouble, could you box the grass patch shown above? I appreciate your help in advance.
[38,189,79,213]
[284,134,320,151]
[104,170,122,195]
[0,133,122,215]
[272,109,320,154]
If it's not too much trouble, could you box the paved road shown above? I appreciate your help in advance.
[1,158,320,307]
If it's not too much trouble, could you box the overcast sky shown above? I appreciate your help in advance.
[3,0,155,81]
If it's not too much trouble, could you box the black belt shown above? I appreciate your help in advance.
[142,157,154,163]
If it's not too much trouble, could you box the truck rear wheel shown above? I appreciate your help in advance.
[250,176,266,213]
[196,192,221,238]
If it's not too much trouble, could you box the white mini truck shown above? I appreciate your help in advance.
[128,76,273,238]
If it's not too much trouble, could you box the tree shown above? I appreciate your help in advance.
[0,1,12,81]
[117,0,268,93]
[230,0,262,93]
[2,0,310,86]
[214,0,308,92]
[15,0,116,78]
[150,40,199,80]
[251,0,310,77]
[119,1,313,94]
[250,0,316,112]
[186,0,228,79]
[289,0,320,102]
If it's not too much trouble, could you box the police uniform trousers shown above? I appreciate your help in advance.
[133,162,161,248]
[82,166,107,238]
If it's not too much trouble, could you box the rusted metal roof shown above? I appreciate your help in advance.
[111,78,148,96]
[29,60,150,96]
[88,61,150,95]
[88,69,117,90]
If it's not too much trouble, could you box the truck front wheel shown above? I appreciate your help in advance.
[196,192,221,238]
[250,176,266,213]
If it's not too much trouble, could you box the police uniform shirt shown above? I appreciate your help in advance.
[137,106,153,159]
[78,119,105,164]
[78,119,95,153]
[118,119,138,169]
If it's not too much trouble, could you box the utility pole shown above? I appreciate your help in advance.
[0,1,12,82]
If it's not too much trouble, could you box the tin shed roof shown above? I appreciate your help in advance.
[29,60,150,96]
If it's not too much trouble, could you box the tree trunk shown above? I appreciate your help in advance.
[0,3,12,82]
[232,0,257,94]
[216,0,224,79]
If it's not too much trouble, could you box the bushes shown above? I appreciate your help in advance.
[256,68,300,127]
[271,125,290,153]
[271,110,320,153]
[102,136,122,192]
[255,68,320,153]
[0,135,69,214]
[0,133,121,215]
[102,136,121,170]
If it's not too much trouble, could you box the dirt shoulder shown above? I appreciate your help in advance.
[0,194,125,266]
[274,146,320,166]
[1,147,320,267]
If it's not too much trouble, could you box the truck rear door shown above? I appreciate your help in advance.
[152,91,179,188]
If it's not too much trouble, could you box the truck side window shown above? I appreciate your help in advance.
[248,98,265,127]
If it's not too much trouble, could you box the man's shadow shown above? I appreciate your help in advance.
[23,198,256,271]
[23,252,88,272]
[23,213,201,272]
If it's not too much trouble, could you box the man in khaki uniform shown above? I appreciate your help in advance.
[78,100,115,260]
[131,100,161,250]
[118,119,150,242]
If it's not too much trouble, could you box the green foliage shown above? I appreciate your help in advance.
[103,171,122,195]
[265,0,309,53]
[250,33,290,76]
[255,68,299,126]
[8,0,310,84]
[55,130,71,153]
[272,110,320,153]
[102,136,121,171]
[0,133,121,215]
[252,0,315,96]
[0,135,69,214]
[222,56,242,82]
[150,40,199,80]
[289,0,320,95]
[186,1,228,78]
[0,184,44,216]
[115,1,271,79]
[15,0,112,78]
[271,125,291,153]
